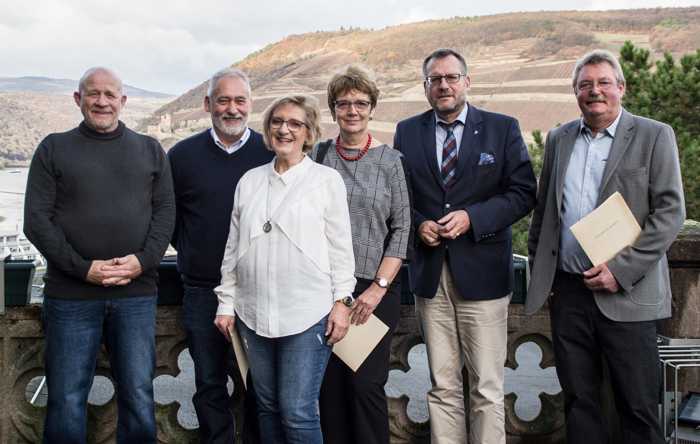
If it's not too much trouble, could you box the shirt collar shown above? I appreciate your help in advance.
[267,154,312,185]
[435,104,468,128]
[210,127,250,152]
[579,110,622,138]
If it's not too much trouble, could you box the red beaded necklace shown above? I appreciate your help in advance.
[335,133,372,161]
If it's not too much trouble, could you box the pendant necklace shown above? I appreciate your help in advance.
[263,176,272,233]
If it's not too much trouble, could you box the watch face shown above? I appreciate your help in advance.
[376,277,388,288]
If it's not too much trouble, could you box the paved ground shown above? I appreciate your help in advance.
[26,342,561,429]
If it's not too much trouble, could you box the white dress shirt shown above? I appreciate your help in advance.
[210,127,251,154]
[215,156,356,338]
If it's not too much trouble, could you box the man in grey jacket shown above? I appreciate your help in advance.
[526,49,685,444]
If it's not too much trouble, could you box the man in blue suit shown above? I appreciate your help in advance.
[393,48,536,444]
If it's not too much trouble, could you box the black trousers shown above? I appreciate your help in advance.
[182,285,260,444]
[549,271,663,444]
[319,277,401,444]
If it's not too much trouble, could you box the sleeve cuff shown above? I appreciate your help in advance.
[332,279,356,302]
[606,259,634,293]
[216,304,236,317]
[76,258,92,281]
[134,251,154,271]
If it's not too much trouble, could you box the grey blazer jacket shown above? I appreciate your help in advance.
[525,109,685,322]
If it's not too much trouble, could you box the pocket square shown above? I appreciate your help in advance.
[478,152,495,166]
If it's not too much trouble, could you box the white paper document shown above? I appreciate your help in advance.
[332,314,389,372]
[570,191,642,266]
[228,326,249,389]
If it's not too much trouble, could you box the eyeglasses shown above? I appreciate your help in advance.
[269,117,308,132]
[425,73,466,86]
[576,79,617,92]
[334,100,372,112]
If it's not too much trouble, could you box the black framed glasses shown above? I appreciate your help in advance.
[269,117,308,132]
[425,73,466,86]
[333,100,372,111]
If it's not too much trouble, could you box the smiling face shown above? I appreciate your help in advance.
[268,103,309,160]
[205,76,251,144]
[424,55,470,122]
[74,69,126,133]
[575,62,625,131]
[334,89,374,138]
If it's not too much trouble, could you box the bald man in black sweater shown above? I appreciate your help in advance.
[24,67,174,444]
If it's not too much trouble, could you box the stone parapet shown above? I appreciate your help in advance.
[0,303,564,443]
[659,220,700,397]
[2,220,698,443]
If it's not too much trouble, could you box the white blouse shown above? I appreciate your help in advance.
[215,156,356,338]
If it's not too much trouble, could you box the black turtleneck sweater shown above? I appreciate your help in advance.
[24,121,175,300]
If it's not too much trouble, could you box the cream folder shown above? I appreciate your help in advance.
[570,191,642,266]
[228,326,249,389]
[332,314,389,372]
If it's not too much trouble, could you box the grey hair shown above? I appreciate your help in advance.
[207,67,251,98]
[422,48,468,78]
[78,67,123,93]
[572,49,626,89]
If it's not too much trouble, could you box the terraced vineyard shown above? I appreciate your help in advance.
[136,8,698,148]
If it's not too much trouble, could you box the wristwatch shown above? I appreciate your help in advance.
[374,276,390,289]
[337,295,354,308]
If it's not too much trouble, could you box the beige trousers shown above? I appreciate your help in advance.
[415,261,509,444]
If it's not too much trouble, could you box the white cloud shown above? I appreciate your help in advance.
[1,0,697,94]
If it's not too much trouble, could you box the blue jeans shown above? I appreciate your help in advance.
[182,284,236,443]
[42,295,157,444]
[237,317,331,444]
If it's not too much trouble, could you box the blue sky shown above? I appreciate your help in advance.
[1,0,698,94]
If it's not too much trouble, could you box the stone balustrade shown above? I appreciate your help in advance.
[1,221,697,443]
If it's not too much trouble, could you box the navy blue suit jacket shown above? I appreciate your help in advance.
[393,105,536,300]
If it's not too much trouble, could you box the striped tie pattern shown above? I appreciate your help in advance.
[440,121,459,188]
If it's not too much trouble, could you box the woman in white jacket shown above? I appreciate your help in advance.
[214,94,356,444]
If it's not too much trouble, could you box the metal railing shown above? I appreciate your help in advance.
[659,337,700,443]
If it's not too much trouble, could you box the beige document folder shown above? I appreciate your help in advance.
[228,326,249,389]
[332,314,389,372]
[570,191,642,266]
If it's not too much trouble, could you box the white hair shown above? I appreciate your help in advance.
[207,67,251,98]
[77,67,123,93]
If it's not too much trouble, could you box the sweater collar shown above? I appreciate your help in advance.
[78,121,125,140]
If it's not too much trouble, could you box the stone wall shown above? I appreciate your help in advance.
[0,304,564,443]
[1,221,697,443]
[659,220,700,395]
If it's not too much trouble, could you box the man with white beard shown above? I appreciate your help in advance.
[168,67,273,443]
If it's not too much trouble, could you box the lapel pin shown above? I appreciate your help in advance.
[474,130,479,135]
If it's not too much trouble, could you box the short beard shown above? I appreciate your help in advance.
[213,115,247,139]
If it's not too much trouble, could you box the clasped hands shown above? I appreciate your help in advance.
[419,210,470,246]
[86,254,143,287]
